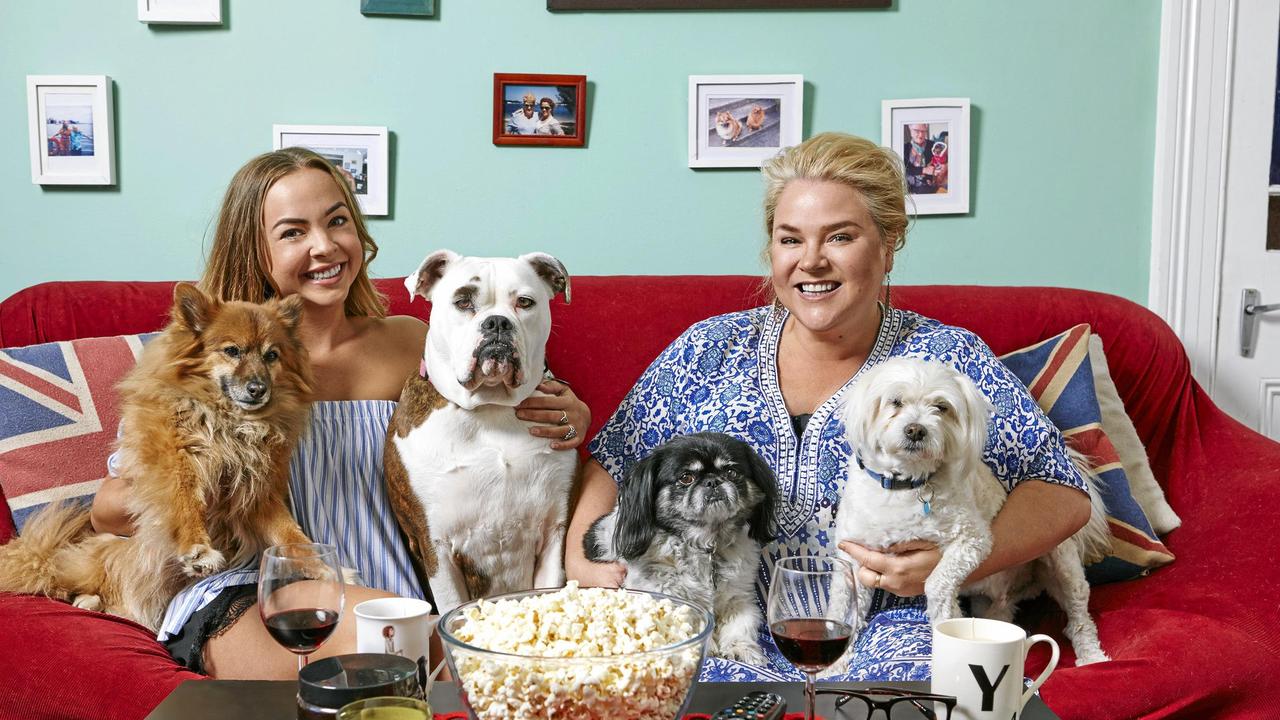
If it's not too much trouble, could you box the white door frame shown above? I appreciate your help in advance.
[1148,0,1241,394]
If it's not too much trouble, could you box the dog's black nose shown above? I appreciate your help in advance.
[480,315,514,337]
[246,381,267,399]
[904,423,927,442]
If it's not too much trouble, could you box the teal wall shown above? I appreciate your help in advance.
[0,1,1161,304]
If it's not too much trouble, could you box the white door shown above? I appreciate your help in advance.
[1213,0,1280,439]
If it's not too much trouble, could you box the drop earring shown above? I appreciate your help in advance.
[883,272,893,310]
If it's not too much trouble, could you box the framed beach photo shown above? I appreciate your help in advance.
[881,98,971,215]
[493,74,587,147]
[688,74,803,168]
[27,75,115,186]
[272,125,390,216]
[137,0,222,24]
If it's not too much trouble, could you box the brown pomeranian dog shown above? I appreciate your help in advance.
[0,283,315,631]
[715,110,743,143]
[746,105,766,132]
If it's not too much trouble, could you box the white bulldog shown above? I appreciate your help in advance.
[383,249,577,614]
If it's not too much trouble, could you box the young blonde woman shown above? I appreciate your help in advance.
[91,147,590,678]
[566,132,1090,681]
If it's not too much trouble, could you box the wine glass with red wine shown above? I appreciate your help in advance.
[258,543,345,670]
[767,555,857,720]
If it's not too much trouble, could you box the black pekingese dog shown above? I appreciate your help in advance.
[585,432,778,664]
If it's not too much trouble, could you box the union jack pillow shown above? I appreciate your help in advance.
[1000,324,1175,584]
[0,334,155,533]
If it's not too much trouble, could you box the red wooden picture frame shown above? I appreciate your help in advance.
[493,73,587,147]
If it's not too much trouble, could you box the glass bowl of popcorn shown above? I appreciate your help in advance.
[438,582,713,720]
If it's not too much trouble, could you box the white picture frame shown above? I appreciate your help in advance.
[138,0,222,24]
[272,125,390,216]
[27,75,115,186]
[881,98,971,215]
[688,74,803,168]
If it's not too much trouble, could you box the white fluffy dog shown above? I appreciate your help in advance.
[833,357,1110,665]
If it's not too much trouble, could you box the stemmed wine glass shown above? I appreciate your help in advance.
[767,555,858,720]
[258,543,345,670]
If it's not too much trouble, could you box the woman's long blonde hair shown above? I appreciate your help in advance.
[200,147,386,318]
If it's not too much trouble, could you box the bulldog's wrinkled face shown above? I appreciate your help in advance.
[406,250,569,410]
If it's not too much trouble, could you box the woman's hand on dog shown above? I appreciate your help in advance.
[839,539,941,598]
[515,380,591,450]
[566,554,627,588]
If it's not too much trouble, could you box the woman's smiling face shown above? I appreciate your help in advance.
[262,168,362,310]
[769,179,892,340]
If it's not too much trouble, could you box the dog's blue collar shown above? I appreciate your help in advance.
[855,455,933,491]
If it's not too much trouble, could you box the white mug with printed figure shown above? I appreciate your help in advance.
[354,597,439,695]
[932,617,1059,720]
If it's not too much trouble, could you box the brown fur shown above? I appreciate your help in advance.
[0,283,315,630]
[746,105,766,132]
[383,372,446,583]
[716,111,743,142]
[453,550,491,600]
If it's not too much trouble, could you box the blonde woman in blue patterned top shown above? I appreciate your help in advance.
[90,148,591,679]
[565,132,1091,681]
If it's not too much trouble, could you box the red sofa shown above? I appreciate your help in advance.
[2,277,1278,720]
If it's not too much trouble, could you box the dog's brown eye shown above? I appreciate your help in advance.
[263,349,279,363]
[454,297,474,312]
[933,403,950,414]
[890,398,903,409]
[515,296,536,310]
[678,472,695,486]
[223,346,241,359]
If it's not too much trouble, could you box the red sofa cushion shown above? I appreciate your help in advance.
[0,483,13,544]
[0,594,203,720]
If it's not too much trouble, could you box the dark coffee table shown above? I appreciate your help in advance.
[146,679,1061,718]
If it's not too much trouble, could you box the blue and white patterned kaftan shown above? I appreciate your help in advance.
[588,304,1085,682]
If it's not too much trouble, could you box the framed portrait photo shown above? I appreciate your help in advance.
[688,74,803,168]
[493,74,587,147]
[27,75,115,186]
[137,0,222,24]
[272,124,390,216]
[881,98,971,215]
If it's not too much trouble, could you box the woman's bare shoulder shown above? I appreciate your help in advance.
[376,314,428,345]
[360,315,427,396]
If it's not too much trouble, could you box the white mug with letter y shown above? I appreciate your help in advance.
[932,618,1059,720]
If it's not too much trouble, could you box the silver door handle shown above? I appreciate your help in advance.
[1245,300,1280,315]
[1240,288,1279,357]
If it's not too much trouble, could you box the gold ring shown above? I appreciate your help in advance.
[558,410,570,425]
[874,572,883,589]
[562,425,578,441]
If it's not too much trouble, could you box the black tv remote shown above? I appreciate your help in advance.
[710,690,787,719]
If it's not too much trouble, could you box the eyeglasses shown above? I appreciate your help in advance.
[817,687,956,719]
[540,106,552,111]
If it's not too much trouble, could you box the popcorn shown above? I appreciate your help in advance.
[445,582,706,720]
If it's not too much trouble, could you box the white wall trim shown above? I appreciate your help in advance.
[1148,0,1238,392]
[1261,379,1280,438]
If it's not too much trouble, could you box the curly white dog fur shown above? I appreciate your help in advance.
[833,357,1110,665]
